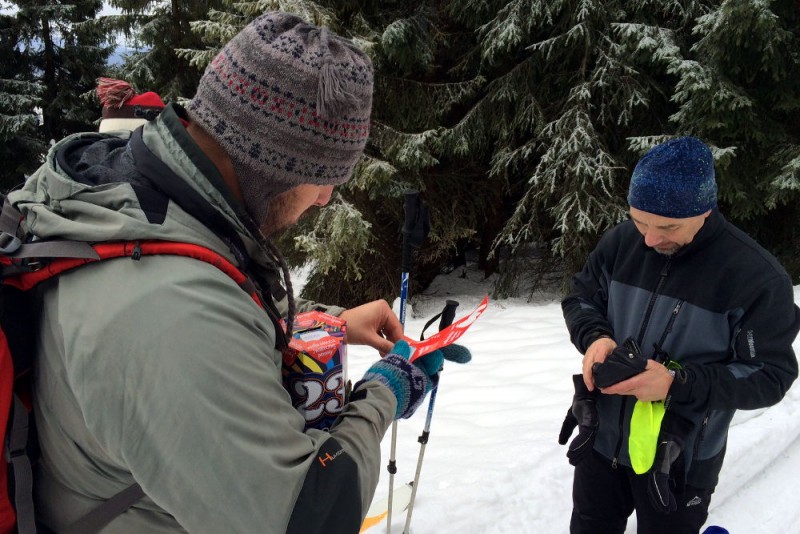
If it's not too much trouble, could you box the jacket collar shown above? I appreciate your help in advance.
[673,209,725,259]
[156,104,249,225]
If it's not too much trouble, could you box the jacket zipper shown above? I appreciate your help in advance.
[659,300,684,345]
[653,300,684,363]
[692,413,710,466]
[614,256,672,466]
[635,258,672,346]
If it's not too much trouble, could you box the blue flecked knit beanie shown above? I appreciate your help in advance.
[187,11,374,225]
[627,137,717,218]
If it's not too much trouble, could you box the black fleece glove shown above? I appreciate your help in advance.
[558,374,599,466]
[646,414,691,514]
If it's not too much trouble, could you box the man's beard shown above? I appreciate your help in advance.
[260,185,319,238]
[260,213,293,238]
[654,244,681,256]
[259,192,294,238]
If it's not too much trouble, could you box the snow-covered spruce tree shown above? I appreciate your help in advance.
[683,0,800,278]
[263,2,532,306]
[0,13,44,190]
[472,0,800,294]
[289,3,508,306]
[182,0,800,306]
[311,0,653,301]
[181,1,697,304]
[354,0,799,299]
[103,1,225,102]
[13,0,112,143]
[319,0,713,303]
[617,0,800,280]
[173,1,340,82]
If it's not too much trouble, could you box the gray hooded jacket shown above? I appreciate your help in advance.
[8,104,395,533]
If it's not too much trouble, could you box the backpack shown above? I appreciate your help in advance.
[0,195,274,534]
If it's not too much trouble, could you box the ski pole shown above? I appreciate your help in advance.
[402,300,459,534]
[387,190,429,534]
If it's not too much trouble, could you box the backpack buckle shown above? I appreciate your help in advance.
[0,232,21,254]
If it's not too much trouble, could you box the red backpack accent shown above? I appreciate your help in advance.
[0,329,15,534]
[1,227,264,533]
[3,240,263,308]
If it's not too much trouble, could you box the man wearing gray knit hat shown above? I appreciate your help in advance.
[188,11,374,229]
[9,11,468,534]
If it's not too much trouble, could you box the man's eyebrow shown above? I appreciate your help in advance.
[630,216,680,230]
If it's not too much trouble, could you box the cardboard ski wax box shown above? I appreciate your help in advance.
[282,311,347,431]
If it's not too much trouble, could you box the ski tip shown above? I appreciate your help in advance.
[359,511,388,532]
[360,483,415,532]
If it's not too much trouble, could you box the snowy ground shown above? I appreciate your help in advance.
[329,263,800,534]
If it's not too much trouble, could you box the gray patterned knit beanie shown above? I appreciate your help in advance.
[187,11,374,225]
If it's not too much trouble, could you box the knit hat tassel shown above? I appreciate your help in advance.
[317,28,361,119]
[96,77,136,109]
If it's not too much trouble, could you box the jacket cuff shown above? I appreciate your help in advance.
[667,366,694,406]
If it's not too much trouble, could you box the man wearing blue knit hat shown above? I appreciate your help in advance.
[560,137,799,533]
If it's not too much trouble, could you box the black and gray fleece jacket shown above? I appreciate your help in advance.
[562,210,799,489]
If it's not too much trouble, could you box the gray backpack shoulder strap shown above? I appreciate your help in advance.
[59,483,146,534]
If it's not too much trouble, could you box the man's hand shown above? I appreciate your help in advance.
[600,360,673,401]
[582,337,617,391]
[339,300,403,355]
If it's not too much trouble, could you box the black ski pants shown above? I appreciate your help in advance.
[570,449,713,534]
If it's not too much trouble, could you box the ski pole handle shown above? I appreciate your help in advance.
[419,299,459,341]
[438,300,459,331]
[401,190,429,274]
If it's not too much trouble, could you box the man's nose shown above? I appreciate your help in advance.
[316,185,334,206]
[644,231,664,247]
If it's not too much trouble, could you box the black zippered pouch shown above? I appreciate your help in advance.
[592,337,648,388]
